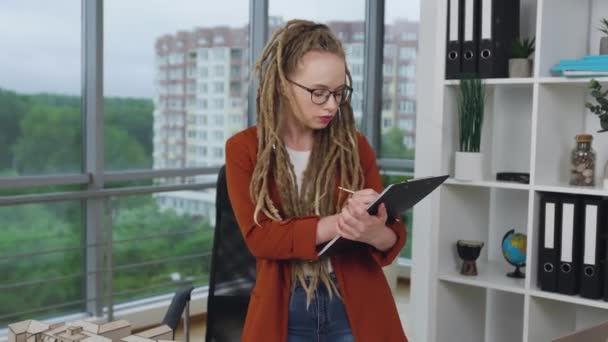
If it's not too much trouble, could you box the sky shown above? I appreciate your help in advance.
[0,0,419,98]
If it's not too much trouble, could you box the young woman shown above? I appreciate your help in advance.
[225,19,408,342]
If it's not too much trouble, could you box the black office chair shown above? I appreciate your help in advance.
[205,166,256,342]
[160,285,194,342]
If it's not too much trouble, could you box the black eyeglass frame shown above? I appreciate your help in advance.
[287,79,353,105]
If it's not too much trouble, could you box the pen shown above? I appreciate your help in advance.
[338,186,355,194]
[338,186,400,222]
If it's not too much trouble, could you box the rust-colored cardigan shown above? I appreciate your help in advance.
[225,127,408,342]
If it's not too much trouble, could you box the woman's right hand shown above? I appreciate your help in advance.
[345,188,379,207]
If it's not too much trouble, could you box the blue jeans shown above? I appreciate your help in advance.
[287,274,354,342]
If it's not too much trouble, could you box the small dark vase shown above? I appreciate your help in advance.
[456,240,484,276]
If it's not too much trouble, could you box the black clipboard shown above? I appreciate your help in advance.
[317,174,449,256]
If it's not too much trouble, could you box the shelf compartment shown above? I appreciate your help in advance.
[435,282,525,342]
[439,260,526,294]
[485,290,525,342]
[527,295,608,341]
[438,186,529,291]
[441,85,533,180]
[436,282,486,342]
[537,0,608,78]
[533,83,608,187]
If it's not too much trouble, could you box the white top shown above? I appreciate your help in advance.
[286,146,333,272]
[286,146,311,192]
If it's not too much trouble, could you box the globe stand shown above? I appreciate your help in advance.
[507,265,525,278]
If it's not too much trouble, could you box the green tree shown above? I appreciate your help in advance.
[105,98,154,160]
[12,104,81,174]
[381,126,415,159]
[105,125,150,169]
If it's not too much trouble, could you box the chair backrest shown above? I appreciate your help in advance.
[205,165,256,342]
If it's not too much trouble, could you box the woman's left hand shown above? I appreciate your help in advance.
[336,198,388,246]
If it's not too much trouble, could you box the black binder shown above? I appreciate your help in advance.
[317,175,449,256]
[461,0,479,74]
[445,0,463,79]
[557,196,582,295]
[580,196,605,299]
[477,0,520,78]
[538,193,560,292]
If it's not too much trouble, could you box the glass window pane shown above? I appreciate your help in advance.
[110,193,214,304]
[0,2,82,176]
[104,1,250,171]
[381,2,418,161]
[0,201,84,326]
[383,0,420,259]
[269,1,366,128]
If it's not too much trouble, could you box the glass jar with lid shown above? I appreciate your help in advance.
[569,134,596,186]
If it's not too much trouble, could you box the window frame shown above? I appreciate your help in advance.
[0,0,415,328]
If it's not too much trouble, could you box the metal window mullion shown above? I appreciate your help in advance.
[247,0,268,127]
[377,158,415,170]
[363,0,385,152]
[103,166,221,182]
[0,174,90,190]
[83,0,105,317]
[0,181,217,206]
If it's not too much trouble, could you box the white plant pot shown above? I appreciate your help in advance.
[455,152,484,181]
[508,58,532,78]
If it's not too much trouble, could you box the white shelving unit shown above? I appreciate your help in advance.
[417,0,608,341]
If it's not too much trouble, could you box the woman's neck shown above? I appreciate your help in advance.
[282,118,313,151]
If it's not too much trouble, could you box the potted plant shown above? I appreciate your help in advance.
[585,79,608,132]
[455,77,486,180]
[599,18,608,54]
[509,37,535,78]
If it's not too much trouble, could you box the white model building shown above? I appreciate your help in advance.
[8,319,176,342]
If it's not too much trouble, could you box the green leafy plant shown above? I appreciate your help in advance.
[457,77,486,152]
[511,37,535,59]
[598,18,608,36]
[585,79,608,132]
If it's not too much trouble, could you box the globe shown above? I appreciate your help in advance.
[502,229,527,278]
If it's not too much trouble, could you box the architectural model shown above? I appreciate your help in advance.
[8,319,176,342]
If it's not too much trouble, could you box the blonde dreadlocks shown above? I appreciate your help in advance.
[250,19,365,306]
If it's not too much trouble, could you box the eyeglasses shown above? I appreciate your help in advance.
[287,79,353,105]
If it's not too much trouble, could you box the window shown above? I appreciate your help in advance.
[399,47,416,60]
[383,64,393,76]
[398,100,415,113]
[0,2,82,177]
[382,0,420,260]
[212,147,223,158]
[212,47,226,59]
[198,48,209,61]
[214,65,224,77]
[406,83,415,96]
[213,82,224,94]
[212,98,224,109]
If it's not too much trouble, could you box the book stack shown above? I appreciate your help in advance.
[551,55,608,77]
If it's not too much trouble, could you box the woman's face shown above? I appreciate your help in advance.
[286,50,348,130]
